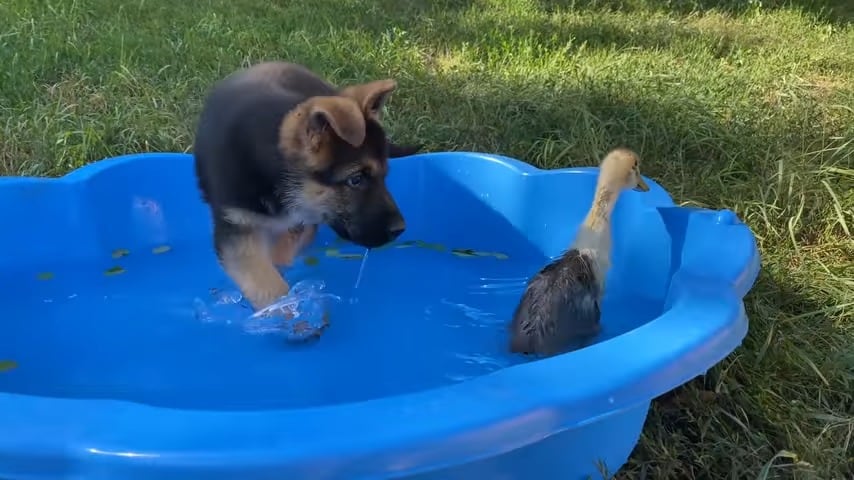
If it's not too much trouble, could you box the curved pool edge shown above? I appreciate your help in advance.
[0,151,760,479]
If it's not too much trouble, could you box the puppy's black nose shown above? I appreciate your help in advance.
[387,217,406,240]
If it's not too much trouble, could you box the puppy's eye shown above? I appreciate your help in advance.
[345,172,365,188]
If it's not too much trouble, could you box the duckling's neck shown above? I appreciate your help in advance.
[570,186,619,281]
[581,186,618,236]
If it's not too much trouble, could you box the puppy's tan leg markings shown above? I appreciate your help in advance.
[294,224,318,253]
[271,224,318,267]
[220,231,289,310]
[272,231,298,267]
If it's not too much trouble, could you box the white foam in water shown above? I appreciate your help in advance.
[243,280,341,340]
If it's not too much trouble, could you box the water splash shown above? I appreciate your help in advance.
[354,248,369,289]
[468,276,529,295]
[444,353,512,382]
[192,288,248,324]
[244,280,341,341]
[213,289,243,305]
[439,298,501,327]
[192,281,339,340]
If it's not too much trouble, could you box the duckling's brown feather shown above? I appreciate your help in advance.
[509,248,603,356]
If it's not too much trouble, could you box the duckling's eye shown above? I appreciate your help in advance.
[345,172,366,188]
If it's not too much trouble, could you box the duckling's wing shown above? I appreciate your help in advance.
[509,251,603,355]
[552,249,603,339]
[509,260,565,354]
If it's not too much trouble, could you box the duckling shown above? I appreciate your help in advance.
[509,148,650,356]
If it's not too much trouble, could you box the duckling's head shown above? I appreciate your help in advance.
[598,148,649,192]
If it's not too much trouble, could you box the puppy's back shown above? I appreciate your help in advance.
[194,62,336,211]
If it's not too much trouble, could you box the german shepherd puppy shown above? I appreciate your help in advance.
[193,62,417,310]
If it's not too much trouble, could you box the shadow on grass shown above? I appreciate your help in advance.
[7,0,849,176]
[390,64,773,207]
[315,0,770,60]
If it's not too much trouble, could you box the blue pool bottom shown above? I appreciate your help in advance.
[1,242,661,412]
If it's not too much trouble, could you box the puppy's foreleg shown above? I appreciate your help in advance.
[216,223,289,310]
[272,224,318,267]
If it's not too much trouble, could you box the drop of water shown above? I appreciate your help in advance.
[354,248,369,289]
[193,298,213,323]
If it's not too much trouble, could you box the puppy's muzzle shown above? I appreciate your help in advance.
[386,214,406,241]
[358,211,405,248]
[344,208,405,249]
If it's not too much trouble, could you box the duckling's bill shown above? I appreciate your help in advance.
[634,176,650,192]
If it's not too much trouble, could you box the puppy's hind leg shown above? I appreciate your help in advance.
[215,220,289,310]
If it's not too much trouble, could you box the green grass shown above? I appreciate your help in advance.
[1,0,852,478]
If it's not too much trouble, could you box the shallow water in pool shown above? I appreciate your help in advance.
[0,241,662,411]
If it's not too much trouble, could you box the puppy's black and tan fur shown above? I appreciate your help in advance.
[194,62,416,310]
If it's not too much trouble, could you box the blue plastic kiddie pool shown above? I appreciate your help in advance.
[0,151,760,479]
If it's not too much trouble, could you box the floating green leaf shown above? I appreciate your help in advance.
[478,251,509,260]
[111,248,130,259]
[451,248,478,258]
[415,240,446,251]
[36,271,54,280]
[104,266,126,276]
[323,247,365,259]
[304,256,320,266]
[450,248,509,259]
[0,360,18,372]
[152,245,171,254]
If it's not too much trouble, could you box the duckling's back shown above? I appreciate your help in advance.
[509,248,603,356]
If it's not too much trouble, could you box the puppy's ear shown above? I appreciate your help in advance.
[305,96,366,149]
[340,79,397,121]
[388,142,423,158]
